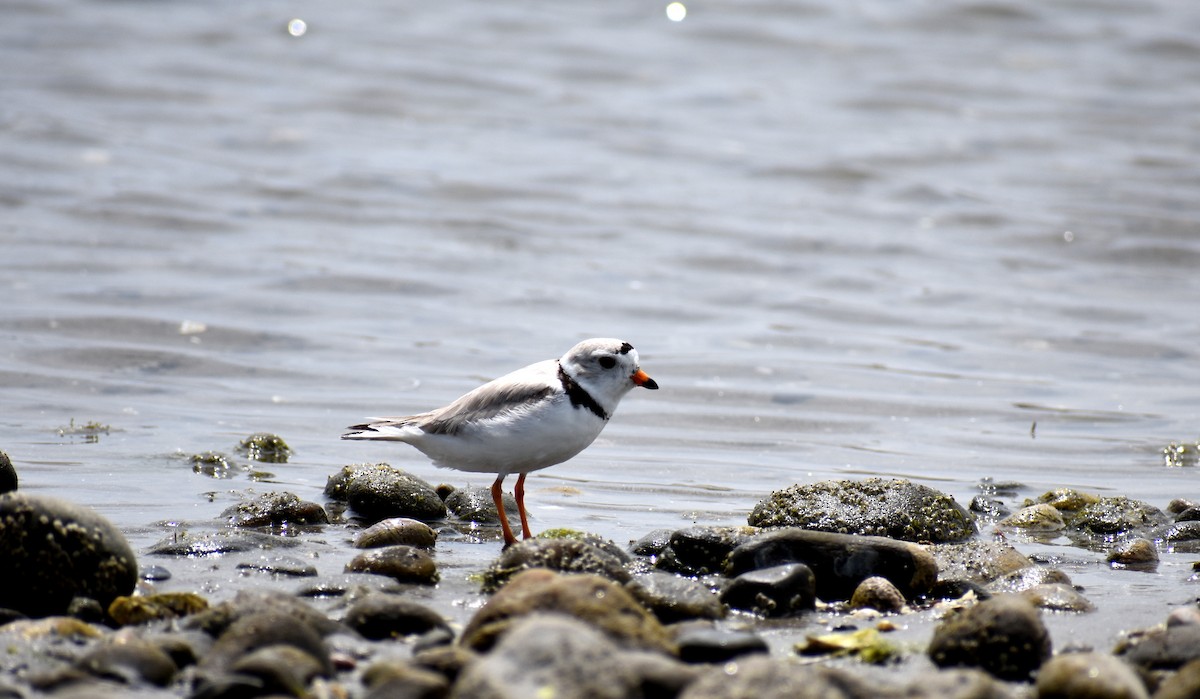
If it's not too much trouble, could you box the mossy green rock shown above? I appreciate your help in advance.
[748,478,976,543]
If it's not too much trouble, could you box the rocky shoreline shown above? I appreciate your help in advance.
[1,441,1199,698]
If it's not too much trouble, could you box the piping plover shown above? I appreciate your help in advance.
[343,338,658,545]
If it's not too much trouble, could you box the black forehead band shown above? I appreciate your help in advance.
[619,342,634,354]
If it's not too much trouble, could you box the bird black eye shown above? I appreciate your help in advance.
[598,356,617,369]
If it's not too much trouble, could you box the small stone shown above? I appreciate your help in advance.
[443,484,518,526]
[0,451,16,493]
[1115,622,1200,670]
[1108,538,1159,570]
[231,644,327,695]
[1035,652,1148,699]
[625,571,725,623]
[198,610,332,677]
[986,565,1072,594]
[346,545,439,585]
[1019,583,1095,613]
[325,463,447,524]
[678,655,872,699]
[675,627,769,664]
[1156,657,1200,699]
[342,595,450,640]
[927,540,1035,585]
[1168,498,1199,515]
[630,529,674,557]
[656,526,757,577]
[220,491,328,528]
[849,576,906,613]
[968,495,1009,520]
[108,592,209,626]
[928,594,1051,680]
[720,563,815,617]
[353,517,437,549]
[1000,503,1065,531]
[237,433,292,463]
[235,555,318,577]
[76,633,179,687]
[1036,488,1100,512]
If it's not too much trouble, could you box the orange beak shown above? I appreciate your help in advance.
[631,369,659,390]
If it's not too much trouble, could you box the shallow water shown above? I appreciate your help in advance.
[3,0,1200,665]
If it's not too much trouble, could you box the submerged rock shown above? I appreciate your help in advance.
[0,450,16,493]
[0,493,138,617]
[220,491,328,528]
[442,484,518,526]
[928,594,1051,681]
[748,478,976,543]
[346,545,439,585]
[726,528,938,601]
[325,463,447,524]
[460,569,674,655]
[237,432,292,463]
[108,592,209,626]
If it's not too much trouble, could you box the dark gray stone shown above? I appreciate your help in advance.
[675,627,769,664]
[343,595,450,641]
[346,545,439,585]
[656,526,757,577]
[220,491,328,528]
[325,463,447,524]
[1034,652,1148,699]
[928,594,1051,681]
[481,537,630,592]
[677,655,874,699]
[720,563,815,616]
[625,572,725,623]
[0,451,15,494]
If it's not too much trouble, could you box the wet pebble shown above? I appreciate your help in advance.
[1000,503,1065,531]
[849,576,906,613]
[1108,538,1159,570]
[967,494,1009,520]
[236,432,292,463]
[726,527,938,601]
[674,626,769,664]
[235,554,318,577]
[1019,583,1095,613]
[0,493,139,617]
[342,594,450,641]
[460,568,674,654]
[1034,651,1148,699]
[230,644,328,696]
[928,540,1035,586]
[928,594,1051,681]
[1156,657,1200,699]
[678,655,871,699]
[220,491,328,528]
[625,571,726,623]
[147,529,300,556]
[346,545,440,585]
[108,592,209,626]
[361,659,450,699]
[1115,622,1200,670]
[481,536,631,592]
[198,610,333,678]
[442,484,518,526]
[354,517,437,549]
[748,477,977,543]
[1168,498,1199,515]
[655,526,757,577]
[630,528,673,557]
[719,563,815,617]
[986,564,1072,594]
[75,632,178,687]
[325,463,447,524]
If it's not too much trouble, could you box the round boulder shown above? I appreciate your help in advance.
[0,493,138,617]
[928,594,1051,681]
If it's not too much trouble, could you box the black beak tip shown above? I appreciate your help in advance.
[643,378,659,390]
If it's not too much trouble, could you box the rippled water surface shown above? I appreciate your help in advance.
[3,0,1200,651]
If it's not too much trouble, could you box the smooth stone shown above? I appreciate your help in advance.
[325,463,447,524]
[460,569,674,654]
[481,536,630,592]
[0,493,138,617]
[346,545,440,585]
[1037,488,1101,512]
[928,594,1051,681]
[1115,623,1200,670]
[442,485,518,525]
[986,565,1072,594]
[748,478,977,543]
[849,576,906,613]
[354,517,438,549]
[1155,657,1200,699]
[147,529,300,556]
[1175,507,1200,523]
[235,555,318,577]
[927,540,1035,585]
[230,644,328,696]
[655,526,758,577]
[674,627,769,664]
[184,590,347,639]
[75,633,179,687]
[453,614,676,699]
[678,655,872,699]
[719,563,815,616]
[362,661,450,699]
[1035,652,1148,699]
[342,595,451,641]
[198,610,332,677]
[726,527,938,601]
[630,529,674,557]
[220,491,328,528]
[1019,583,1095,613]
[902,668,1012,699]
[625,571,726,623]
[1168,499,1199,515]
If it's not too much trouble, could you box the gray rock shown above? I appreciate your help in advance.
[726,527,938,601]
[1115,623,1200,670]
[220,491,328,528]
[1019,583,1094,613]
[748,478,976,543]
[1034,652,1148,699]
[184,590,346,639]
[197,610,332,681]
[325,463,447,524]
[928,594,1051,681]
[147,529,301,556]
[481,536,631,592]
[720,563,815,616]
[625,571,725,623]
[0,493,138,617]
[678,655,873,699]
[1155,657,1200,699]
[451,615,654,699]
[675,626,769,664]
[1071,496,1168,537]
[630,529,673,557]
[230,644,327,696]
[346,545,440,585]
[927,540,1035,586]
[900,668,1015,699]
[986,565,1072,595]
[236,432,292,464]
[235,555,318,577]
[443,485,518,526]
[656,526,758,577]
[999,503,1065,532]
[76,633,179,687]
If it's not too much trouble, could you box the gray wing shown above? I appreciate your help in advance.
[419,379,557,436]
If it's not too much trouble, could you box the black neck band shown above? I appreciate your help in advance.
[558,364,609,421]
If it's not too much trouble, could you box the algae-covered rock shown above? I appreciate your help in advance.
[481,536,631,592]
[325,463,446,524]
[928,594,1051,681]
[0,493,138,617]
[1073,496,1168,536]
[748,478,976,543]
[237,432,292,463]
[108,592,209,626]
[221,491,328,528]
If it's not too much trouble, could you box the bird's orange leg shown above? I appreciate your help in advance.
[514,473,532,540]
[491,475,518,546]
